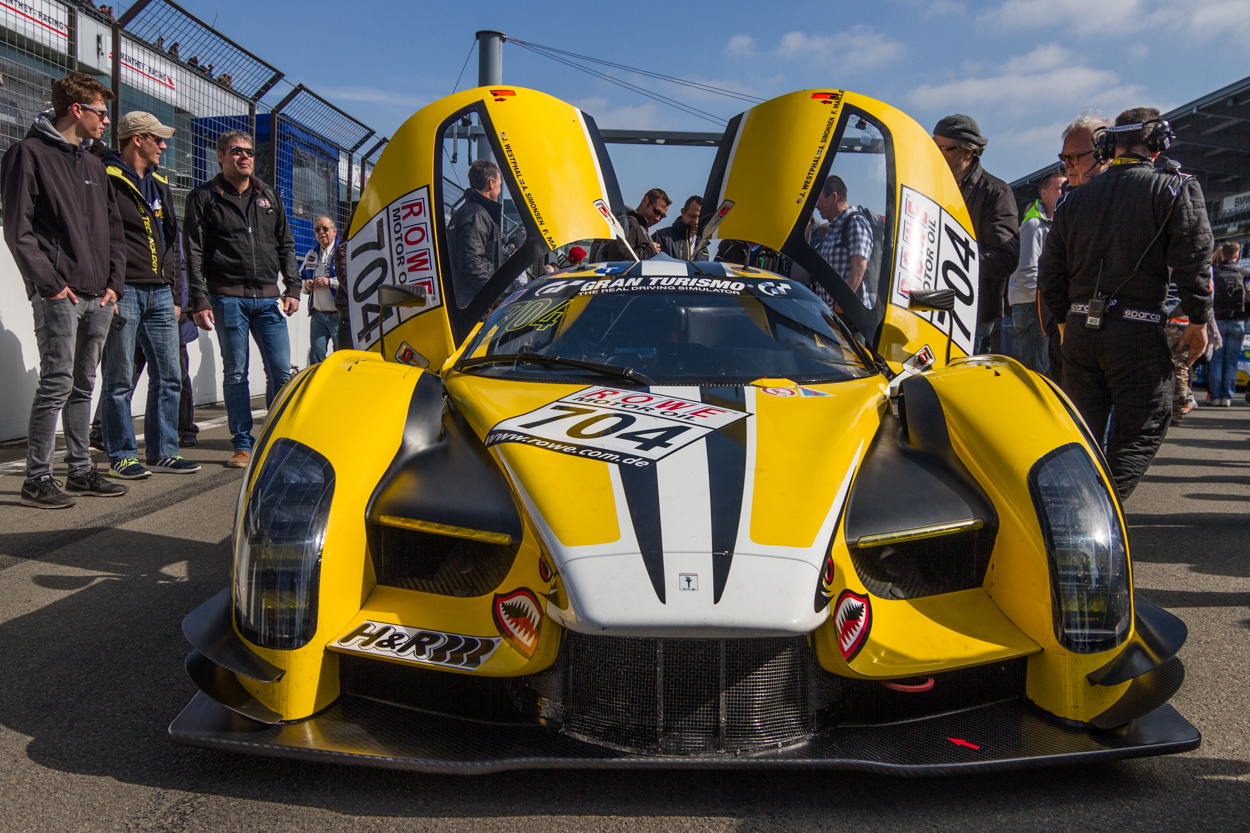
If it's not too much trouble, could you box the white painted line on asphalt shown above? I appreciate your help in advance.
[0,409,268,476]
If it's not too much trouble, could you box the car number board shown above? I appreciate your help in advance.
[485,386,748,468]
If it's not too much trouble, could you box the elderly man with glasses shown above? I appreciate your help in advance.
[185,129,300,469]
[98,111,199,480]
[299,215,342,364]
[932,114,1020,354]
[1,72,127,508]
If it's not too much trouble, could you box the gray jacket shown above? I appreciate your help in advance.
[1007,213,1051,306]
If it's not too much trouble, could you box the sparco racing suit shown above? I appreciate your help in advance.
[1038,154,1214,499]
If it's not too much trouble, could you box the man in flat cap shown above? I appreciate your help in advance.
[933,115,1019,354]
[99,111,199,479]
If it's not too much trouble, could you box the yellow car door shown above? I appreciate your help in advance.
[698,89,981,370]
[343,86,629,370]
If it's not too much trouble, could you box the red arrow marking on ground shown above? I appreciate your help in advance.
[947,737,980,750]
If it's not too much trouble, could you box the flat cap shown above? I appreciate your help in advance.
[933,114,986,150]
[117,111,175,140]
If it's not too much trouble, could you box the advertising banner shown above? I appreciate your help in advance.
[0,0,68,50]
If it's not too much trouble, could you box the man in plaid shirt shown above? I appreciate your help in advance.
[812,176,874,307]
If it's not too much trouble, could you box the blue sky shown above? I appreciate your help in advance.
[179,0,1249,218]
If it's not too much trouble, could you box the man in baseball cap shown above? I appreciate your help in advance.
[932,114,1019,354]
[98,112,199,479]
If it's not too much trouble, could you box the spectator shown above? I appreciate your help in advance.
[186,129,300,469]
[168,42,180,60]
[448,159,503,307]
[600,188,668,261]
[219,74,233,89]
[1003,170,1066,374]
[1,72,126,508]
[566,245,588,268]
[1039,107,1214,499]
[99,112,199,478]
[187,56,200,68]
[204,64,214,79]
[1059,111,1111,189]
[932,115,1020,353]
[156,36,164,50]
[654,195,708,261]
[300,215,341,364]
[1207,242,1248,406]
[810,175,874,307]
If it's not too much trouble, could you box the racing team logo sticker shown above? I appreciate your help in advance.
[759,386,832,398]
[834,590,872,662]
[333,621,500,670]
[486,386,749,468]
[493,588,542,658]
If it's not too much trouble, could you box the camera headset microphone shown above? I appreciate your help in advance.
[1093,119,1176,162]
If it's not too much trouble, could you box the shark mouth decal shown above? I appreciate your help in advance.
[493,588,542,658]
[834,590,871,662]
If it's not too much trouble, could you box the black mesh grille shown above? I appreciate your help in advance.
[370,524,517,597]
[559,632,815,755]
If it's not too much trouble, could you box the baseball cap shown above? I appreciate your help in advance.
[569,246,587,261]
[117,111,175,140]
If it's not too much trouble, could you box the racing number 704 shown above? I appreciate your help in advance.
[520,405,691,452]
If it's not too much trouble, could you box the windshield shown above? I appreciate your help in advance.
[456,269,875,384]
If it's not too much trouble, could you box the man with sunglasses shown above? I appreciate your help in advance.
[1059,113,1110,188]
[185,130,299,469]
[299,215,341,364]
[1,72,126,508]
[97,112,198,480]
[599,188,668,261]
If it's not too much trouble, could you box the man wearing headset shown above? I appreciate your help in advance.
[1039,107,1213,500]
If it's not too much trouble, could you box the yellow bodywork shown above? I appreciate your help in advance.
[223,87,1149,730]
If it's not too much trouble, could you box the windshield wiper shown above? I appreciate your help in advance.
[456,353,654,385]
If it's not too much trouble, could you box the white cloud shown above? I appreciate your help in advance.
[726,35,756,58]
[979,0,1250,39]
[570,97,670,130]
[725,26,904,74]
[1128,43,1150,58]
[1001,43,1071,74]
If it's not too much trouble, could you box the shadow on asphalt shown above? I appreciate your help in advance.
[1127,513,1250,579]
[0,526,1245,824]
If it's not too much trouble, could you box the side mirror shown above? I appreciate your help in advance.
[378,284,429,309]
[908,288,956,313]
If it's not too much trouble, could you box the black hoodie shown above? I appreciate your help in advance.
[102,150,183,299]
[1,114,125,300]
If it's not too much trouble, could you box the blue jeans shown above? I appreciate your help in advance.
[1207,319,1246,401]
[209,295,291,450]
[102,284,181,463]
[308,309,340,364]
[1001,302,1050,374]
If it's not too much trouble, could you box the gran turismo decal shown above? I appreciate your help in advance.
[334,621,499,669]
[834,589,872,662]
[890,187,978,356]
[759,386,832,398]
[577,276,747,296]
[345,185,441,351]
[494,588,542,658]
[486,386,749,468]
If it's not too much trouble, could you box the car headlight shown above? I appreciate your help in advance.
[1028,443,1130,654]
[234,439,335,650]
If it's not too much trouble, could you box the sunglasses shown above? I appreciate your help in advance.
[1058,150,1095,166]
[142,133,168,145]
[227,146,255,158]
[314,226,334,233]
[78,103,108,116]
[938,144,963,155]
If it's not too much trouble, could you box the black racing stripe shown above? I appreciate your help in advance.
[619,463,665,603]
[702,387,748,604]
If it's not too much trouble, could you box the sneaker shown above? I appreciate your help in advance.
[109,458,151,479]
[178,434,197,448]
[67,467,129,497]
[88,428,105,451]
[20,476,76,509]
[1221,398,1233,407]
[226,449,251,468]
[147,455,201,474]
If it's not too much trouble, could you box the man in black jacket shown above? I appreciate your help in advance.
[1039,107,1214,499]
[932,115,1020,353]
[99,112,199,479]
[1,72,127,508]
[185,129,299,468]
[654,196,708,261]
[600,188,669,261]
[449,160,504,307]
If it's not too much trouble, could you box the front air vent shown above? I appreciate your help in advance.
[849,525,996,600]
[369,523,518,597]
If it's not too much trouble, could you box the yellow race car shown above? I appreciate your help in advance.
[171,87,1198,773]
